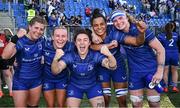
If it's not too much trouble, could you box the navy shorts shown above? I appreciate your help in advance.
[42,81,67,91]
[67,83,103,99]
[12,76,42,90]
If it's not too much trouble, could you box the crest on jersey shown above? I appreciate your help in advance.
[45,51,50,56]
[38,44,42,50]
[88,64,93,71]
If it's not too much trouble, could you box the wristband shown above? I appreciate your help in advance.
[10,35,19,44]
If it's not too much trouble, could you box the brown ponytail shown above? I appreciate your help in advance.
[165,22,173,40]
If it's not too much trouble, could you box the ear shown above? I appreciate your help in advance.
[51,36,54,40]
[89,41,91,46]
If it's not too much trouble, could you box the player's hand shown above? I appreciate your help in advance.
[136,21,147,33]
[151,71,163,84]
[54,49,64,60]
[100,45,112,56]
[108,40,118,49]
[17,28,27,38]
[92,32,103,44]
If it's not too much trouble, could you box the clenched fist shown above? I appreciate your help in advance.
[54,49,64,60]
[17,28,27,38]
[136,21,147,33]
[100,45,112,56]
[108,40,118,49]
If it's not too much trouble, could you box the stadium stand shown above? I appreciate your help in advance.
[0,0,179,34]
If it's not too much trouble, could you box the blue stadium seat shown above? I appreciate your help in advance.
[0,3,4,11]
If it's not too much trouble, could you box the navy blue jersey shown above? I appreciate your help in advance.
[158,32,179,52]
[96,26,127,82]
[14,36,43,79]
[110,24,157,73]
[61,50,105,89]
[43,39,74,82]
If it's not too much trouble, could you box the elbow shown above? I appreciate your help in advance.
[161,46,165,56]
[135,39,145,46]
[111,65,117,70]
[1,53,9,60]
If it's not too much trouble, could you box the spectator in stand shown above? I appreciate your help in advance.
[158,0,167,17]
[75,15,82,26]
[167,0,176,20]
[175,2,180,21]
[39,8,48,22]
[48,12,59,37]
[31,0,40,13]
[27,4,36,22]
[85,5,92,17]
[109,0,115,10]
[47,2,55,17]
[60,15,69,26]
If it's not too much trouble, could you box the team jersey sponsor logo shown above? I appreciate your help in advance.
[24,47,30,51]
[22,56,41,62]
[62,84,67,88]
[97,90,103,94]
[122,76,127,80]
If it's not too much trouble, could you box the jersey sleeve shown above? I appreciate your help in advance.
[94,51,106,64]
[60,52,72,65]
[16,40,23,51]
[145,29,156,43]
[157,33,164,43]
[109,27,126,44]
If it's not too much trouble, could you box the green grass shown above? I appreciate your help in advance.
[0,70,179,107]
[0,88,178,107]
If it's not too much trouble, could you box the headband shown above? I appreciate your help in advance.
[110,10,126,21]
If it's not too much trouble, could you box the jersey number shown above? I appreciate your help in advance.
[169,39,174,46]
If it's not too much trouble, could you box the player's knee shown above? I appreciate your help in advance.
[102,88,111,96]
[130,95,143,103]
[147,95,160,103]
[3,70,11,77]
[115,88,128,97]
